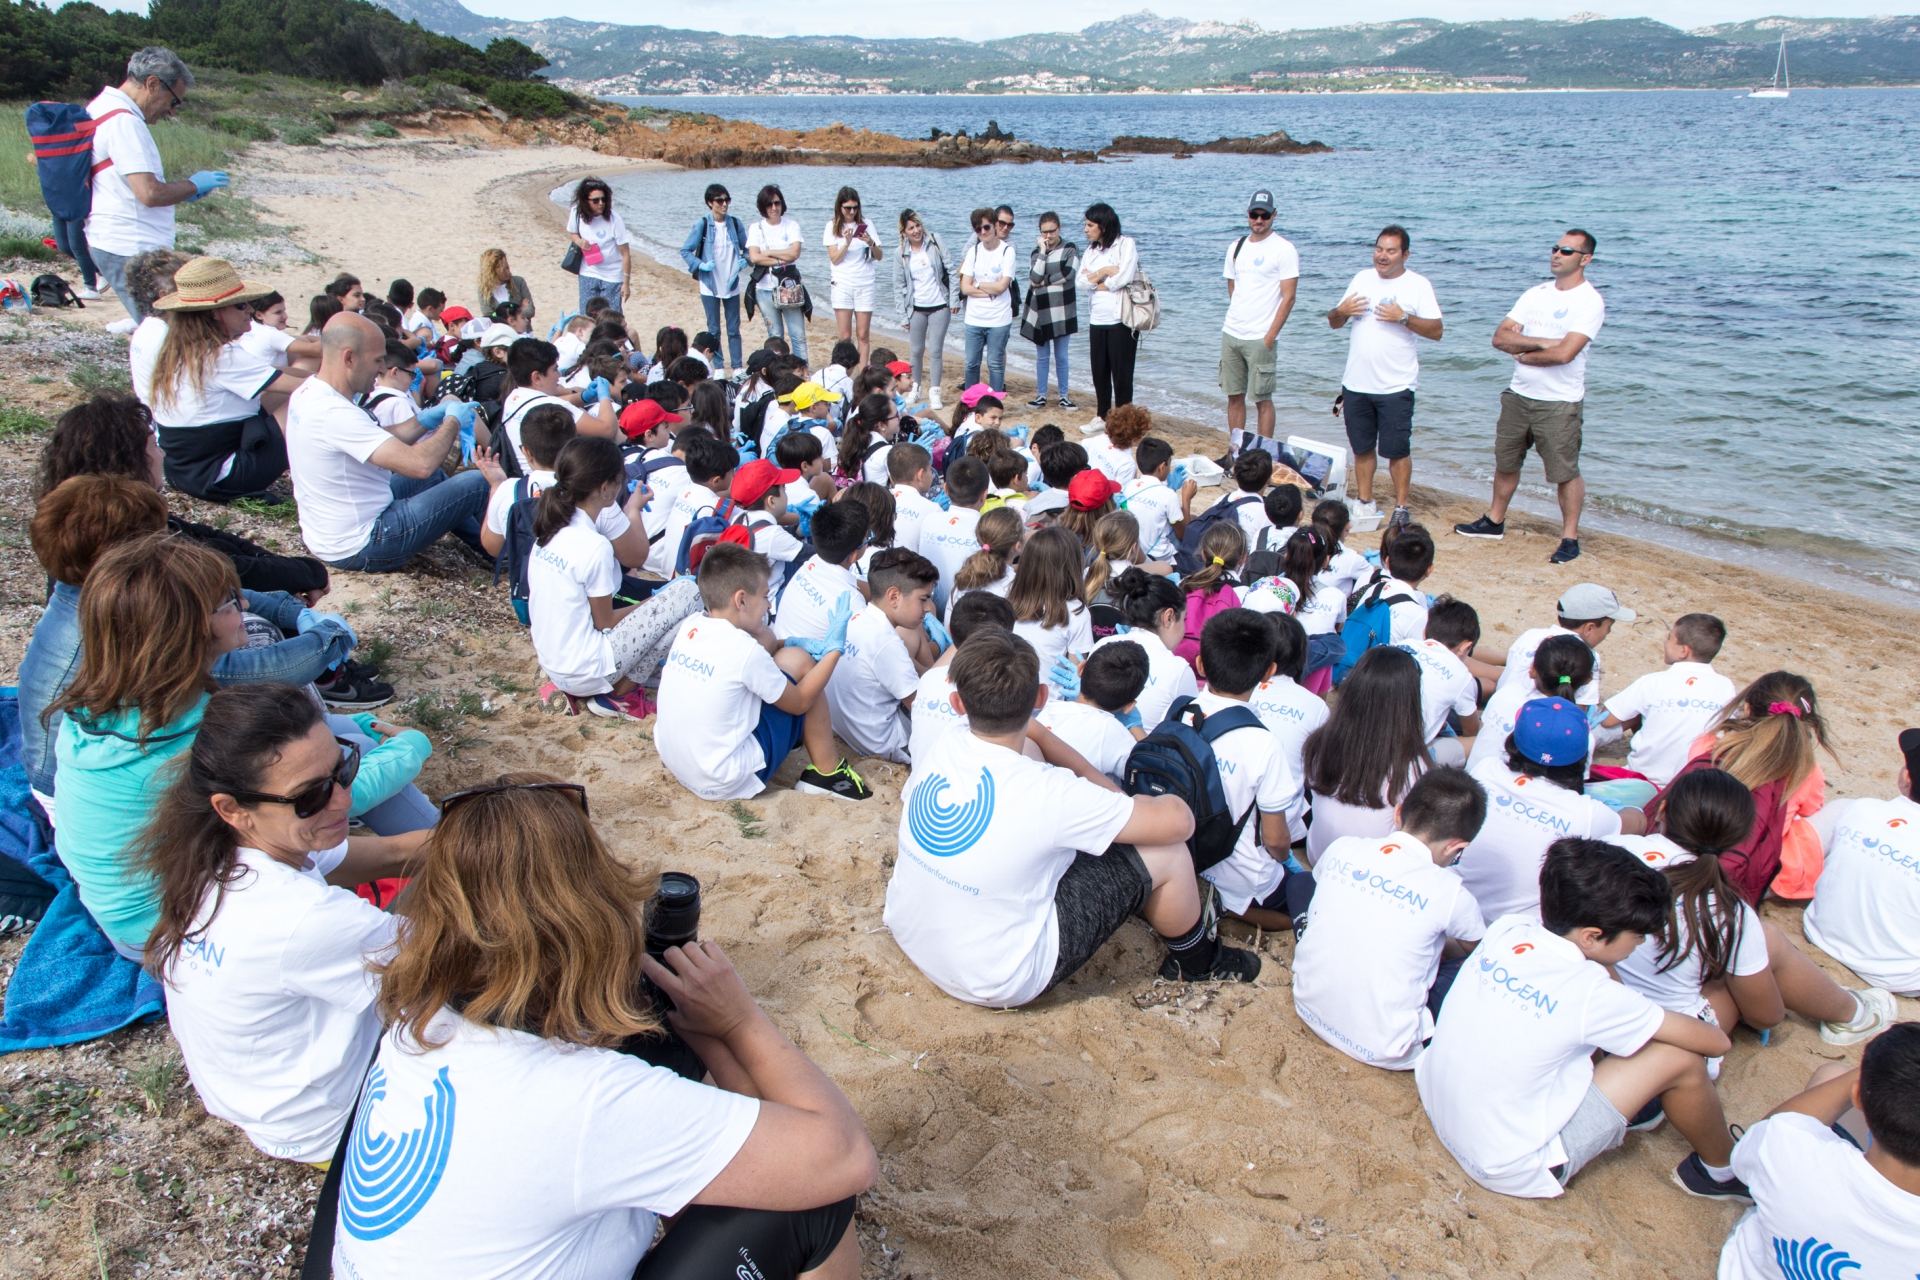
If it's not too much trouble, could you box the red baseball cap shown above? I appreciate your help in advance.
[619,399,682,439]
[439,305,473,325]
[731,458,802,505]
[1067,470,1122,511]
[885,360,911,376]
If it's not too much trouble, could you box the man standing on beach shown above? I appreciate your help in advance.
[1456,230,1605,565]
[1328,225,1443,531]
[1220,190,1298,450]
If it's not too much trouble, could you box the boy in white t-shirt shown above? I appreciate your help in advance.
[1804,729,1920,997]
[1719,1032,1920,1280]
[480,404,653,571]
[1374,523,1435,645]
[1492,581,1633,709]
[1416,839,1743,1200]
[1037,640,1149,783]
[888,442,939,554]
[921,458,989,611]
[1246,612,1327,823]
[655,541,872,803]
[652,433,738,578]
[500,337,619,474]
[728,458,807,594]
[1396,596,1484,767]
[1118,437,1197,563]
[1601,612,1734,786]
[826,548,944,764]
[883,628,1260,1008]
[363,340,424,433]
[909,592,1016,765]
[1294,767,1489,1069]
[772,431,833,526]
[772,499,870,644]
[777,380,841,459]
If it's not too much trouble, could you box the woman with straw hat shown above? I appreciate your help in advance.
[147,256,305,502]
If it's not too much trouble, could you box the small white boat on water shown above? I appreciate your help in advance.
[1749,34,1790,98]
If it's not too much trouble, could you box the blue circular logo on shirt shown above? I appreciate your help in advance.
[908,769,996,857]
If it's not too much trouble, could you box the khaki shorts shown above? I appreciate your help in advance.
[1220,332,1276,401]
[1494,390,1584,484]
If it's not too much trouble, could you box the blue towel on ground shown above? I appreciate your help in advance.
[0,690,55,929]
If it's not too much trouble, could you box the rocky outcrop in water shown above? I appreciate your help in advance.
[1100,129,1330,156]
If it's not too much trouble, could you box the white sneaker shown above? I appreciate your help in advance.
[1082,416,1105,436]
[1820,987,1899,1046]
[906,381,919,401]
[105,317,137,336]
[928,386,943,410]
[1350,499,1379,520]
[76,285,102,301]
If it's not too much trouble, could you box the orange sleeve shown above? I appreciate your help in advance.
[1770,765,1827,899]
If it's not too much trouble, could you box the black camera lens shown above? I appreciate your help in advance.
[644,872,701,957]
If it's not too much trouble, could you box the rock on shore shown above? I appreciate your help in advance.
[1100,129,1330,156]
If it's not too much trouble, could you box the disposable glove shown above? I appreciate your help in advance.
[821,593,854,655]
[1115,705,1144,730]
[1047,654,1082,702]
[581,377,613,406]
[187,170,228,201]
[923,612,951,651]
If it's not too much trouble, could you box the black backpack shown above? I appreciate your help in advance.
[492,479,541,624]
[30,274,81,308]
[1123,695,1267,874]
[738,390,778,450]
[1173,493,1263,575]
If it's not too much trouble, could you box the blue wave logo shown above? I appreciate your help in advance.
[1351,867,1369,881]
[1494,793,1512,807]
[907,769,995,858]
[342,1065,456,1241]
[1772,1237,1861,1280]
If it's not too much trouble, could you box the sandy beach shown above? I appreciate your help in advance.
[2,134,1916,1279]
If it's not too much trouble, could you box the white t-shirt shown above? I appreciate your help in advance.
[333,1010,758,1280]
[1497,625,1601,707]
[654,482,720,580]
[826,603,919,763]
[1294,833,1486,1069]
[823,219,875,288]
[1612,836,1769,1017]
[640,457,694,559]
[863,441,894,487]
[500,388,584,477]
[567,209,631,283]
[163,843,393,1162]
[1236,497,1275,546]
[1804,795,1920,994]
[1379,575,1430,645]
[772,556,862,643]
[150,341,279,429]
[484,471,631,544]
[1119,477,1183,561]
[1415,915,1666,1198]
[920,508,983,609]
[1222,233,1300,341]
[1306,789,1401,865]
[287,378,402,561]
[129,315,166,405]
[891,484,939,554]
[1603,662,1735,787]
[747,217,804,284]
[1191,690,1293,916]
[85,87,172,255]
[1467,679,1543,772]
[739,511,805,573]
[528,510,624,696]
[1247,676,1327,833]
[1087,437,1138,486]
[883,729,1135,1007]
[1719,1112,1920,1280]
[1036,699,1137,783]
[1395,639,1480,744]
[1506,279,1605,402]
[1091,631,1195,731]
[945,567,1013,624]
[696,215,741,299]
[655,615,792,801]
[1078,237,1138,327]
[238,319,297,368]
[1322,545,1371,596]
[1459,759,1623,925]
[364,388,418,431]
[1338,267,1443,395]
[907,244,945,307]
[907,664,965,764]
[961,241,1016,328]
[1014,601,1094,683]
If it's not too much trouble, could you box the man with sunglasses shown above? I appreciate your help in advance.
[1456,230,1606,565]
[85,47,228,323]
[1220,190,1298,450]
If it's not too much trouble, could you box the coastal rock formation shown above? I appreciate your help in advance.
[1101,129,1330,156]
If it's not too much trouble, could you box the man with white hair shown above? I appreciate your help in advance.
[86,47,230,320]
[287,313,504,573]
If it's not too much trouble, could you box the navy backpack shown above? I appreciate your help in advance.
[1123,695,1268,874]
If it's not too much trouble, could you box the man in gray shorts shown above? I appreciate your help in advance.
[1454,230,1606,564]
[1219,190,1299,452]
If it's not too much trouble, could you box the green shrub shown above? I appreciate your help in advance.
[281,125,323,146]
[364,120,400,138]
[312,112,338,134]
[0,236,52,261]
[590,118,609,135]
[485,79,571,120]
[211,115,276,142]
[0,405,51,440]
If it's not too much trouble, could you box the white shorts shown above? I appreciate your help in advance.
[830,281,876,313]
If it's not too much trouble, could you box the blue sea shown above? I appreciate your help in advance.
[587,90,1920,601]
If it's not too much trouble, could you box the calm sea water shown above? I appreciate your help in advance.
[584,91,1920,601]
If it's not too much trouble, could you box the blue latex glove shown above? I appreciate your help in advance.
[297,609,358,648]
[1047,655,1082,702]
[932,488,952,512]
[453,402,478,465]
[409,369,425,396]
[1167,462,1188,491]
[915,422,945,449]
[581,376,613,407]
[1115,705,1143,730]
[783,635,831,660]
[416,402,450,430]
[187,170,228,201]
[821,594,854,655]
[923,612,951,651]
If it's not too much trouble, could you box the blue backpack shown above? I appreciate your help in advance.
[28,102,131,223]
[1332,578,1416,686]
[672,497,744,577]
[1123,695,1267,874]
[492,479,541,624]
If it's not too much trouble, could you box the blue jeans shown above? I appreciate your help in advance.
[700,293,744,371]
[90,246,137,318]
[326,714,438,835]
[52,218,98,289]
[964,323,1010,392]
[1035,335,1070,398]
[757,290,808,362]
[578,275,622,312]
[326,470,491,573]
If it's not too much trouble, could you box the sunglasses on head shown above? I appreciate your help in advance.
[229,739,362,819]
[438,780,589,818]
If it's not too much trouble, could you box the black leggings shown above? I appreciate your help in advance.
[1087,323,1137,418]
[634,1198,856,1280]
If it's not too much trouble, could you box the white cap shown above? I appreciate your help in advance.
[478,323,520,350]
[1557,583,1635,624]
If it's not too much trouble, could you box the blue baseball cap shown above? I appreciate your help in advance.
[1512,697,1589,767]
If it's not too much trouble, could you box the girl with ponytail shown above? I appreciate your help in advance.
[528,437,704,720]
[836,392,898,487]
[1243,528,1345,634]
[948,506,1022,618]
[1467,633,1595,771]
[1088,567,1196,727]
[1173,520,1247,672]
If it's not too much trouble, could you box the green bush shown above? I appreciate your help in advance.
[212,115,276,141]
[281,125,323,146]
[485,79,571,120]
[363,120,399,138]
[0,405,51,440]
[0,236,53,260]
[590,118,609,135]
[311,111,337,133]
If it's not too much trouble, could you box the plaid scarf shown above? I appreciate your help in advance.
[1021,241,1080,344]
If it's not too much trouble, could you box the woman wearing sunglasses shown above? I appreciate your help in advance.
[141,682,427,1165]
[823,185,882,367]
[566,177,632,312]
[332,774,875,1279]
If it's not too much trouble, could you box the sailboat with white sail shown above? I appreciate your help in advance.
[1749,33,1790,98]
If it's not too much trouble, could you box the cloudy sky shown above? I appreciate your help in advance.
[443,1,1882,40]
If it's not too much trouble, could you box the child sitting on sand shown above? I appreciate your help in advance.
[1036,640,1150,782]
[1492,582,1632,707]
[1118,437,1196,564]
[1804,729,1920,998]
[1396,597,1484,767]
[1467,633,1594,772]
[1090,568,1196,728]
[908,591,1016,764]
[1600,612,1735,786]
[772,499,870,643]
[824,547,944,764]
[889,443,939,554]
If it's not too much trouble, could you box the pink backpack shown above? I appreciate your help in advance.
[1174,583,1240,677]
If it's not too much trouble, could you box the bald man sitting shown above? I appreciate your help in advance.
[286,312,505,572]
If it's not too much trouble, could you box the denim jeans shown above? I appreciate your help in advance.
[700,292,744,371]
[326,714,438,835]
[325,470,491,573]
[90,246,137,318]
[578,275,622,312]
[51,218,98,289]
[964,323,1010,392]
[756,290,808,362]
[1035,335,1070,398]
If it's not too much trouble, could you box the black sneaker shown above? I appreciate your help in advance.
[1671,1153,1752,1202]
[1454,515,1506,540]
[1027,394,1049,408]
[1158,943,1262,984]
[1390,505,1412,530]
[1214,450,1235,472]
[1548,538,1582,564]
[342,658,384,682]
[316,672,395,711]
[1057,396,1077,410]
[794,759,873,801]
[1626,1098,1666,1132]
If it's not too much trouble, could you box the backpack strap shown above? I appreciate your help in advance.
[1195,704,1265,743]
[83,108,133,174]
[296,1045,377,1280]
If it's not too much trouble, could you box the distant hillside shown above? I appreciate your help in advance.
[371,3,1920,92]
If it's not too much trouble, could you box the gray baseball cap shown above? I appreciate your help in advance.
[1247,189,1276,214]
[1557,583,1635,624]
